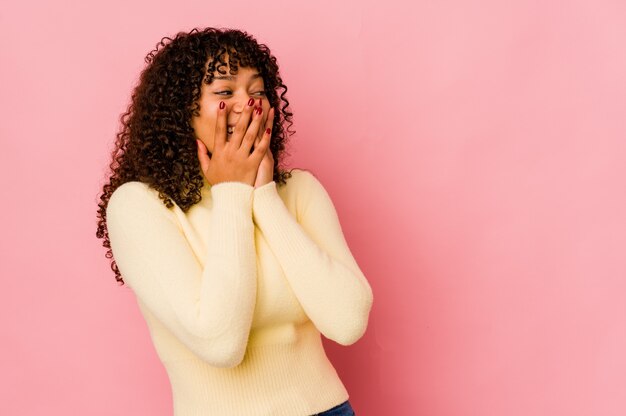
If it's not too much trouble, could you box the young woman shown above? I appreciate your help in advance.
[96,27,373,416]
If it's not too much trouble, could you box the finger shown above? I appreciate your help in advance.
[240,105,264,154]
[214,101,227,151]
[255,99,267,139]
[232,97,256,149]
[257,106,274,143]
[265,107,275,136]
[256,112,266,143]
[196,139,210,173]
[251,124,272,162]
[259,107,274,154]
[252,131,260,155]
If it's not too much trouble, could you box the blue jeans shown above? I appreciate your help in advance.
[311,400,355,416]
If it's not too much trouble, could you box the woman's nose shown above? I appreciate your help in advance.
[231,96,256,113]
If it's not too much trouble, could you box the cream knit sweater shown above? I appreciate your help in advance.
[106,168,374,415]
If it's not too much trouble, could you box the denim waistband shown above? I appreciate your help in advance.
[311,400,355,416]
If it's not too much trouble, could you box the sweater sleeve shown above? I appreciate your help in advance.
[251,170,373,345]
[106,181,257,368]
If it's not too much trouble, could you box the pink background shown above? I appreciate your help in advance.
[2,0,625,415]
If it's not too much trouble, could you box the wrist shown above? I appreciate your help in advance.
[254,179,275,189]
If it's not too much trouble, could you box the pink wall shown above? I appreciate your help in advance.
[2,0,625,415]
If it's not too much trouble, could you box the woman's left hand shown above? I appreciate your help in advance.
[254,106,275,188]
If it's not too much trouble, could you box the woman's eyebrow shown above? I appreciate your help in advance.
[213,73,262,81]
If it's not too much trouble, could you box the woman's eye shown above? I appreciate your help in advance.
[214,90,265,96]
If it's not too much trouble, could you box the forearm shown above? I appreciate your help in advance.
[193,181,258,340]
[106,181,258,367]
[252,180,373,345]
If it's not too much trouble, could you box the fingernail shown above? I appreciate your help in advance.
[259,98,263,107]
[248,98,254,106]
[266,128,271,134]
[256,107,263,115]
[219,101,225,109]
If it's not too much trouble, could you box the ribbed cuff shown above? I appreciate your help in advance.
[210,181,254,216]
[251,181,289,230]
[253,179,277,194]
[251,180,313,273]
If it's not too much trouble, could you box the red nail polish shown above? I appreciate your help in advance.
[219,101,225,109]
[266,128,271,134]
[256,107,262,115]
[248,98,254,106]
[259,98,263,107]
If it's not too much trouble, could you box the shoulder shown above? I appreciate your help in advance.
[108,181,153,209]
[280,168,328,200]
[107,181,173,221]
[281,168,334,214]
[283,168,325,190]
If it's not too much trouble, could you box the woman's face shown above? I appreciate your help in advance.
[190,56,270,154]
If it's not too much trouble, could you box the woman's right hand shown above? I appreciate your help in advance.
[196,99,272,187]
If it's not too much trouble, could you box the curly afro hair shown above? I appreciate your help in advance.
[96,27,297,285]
